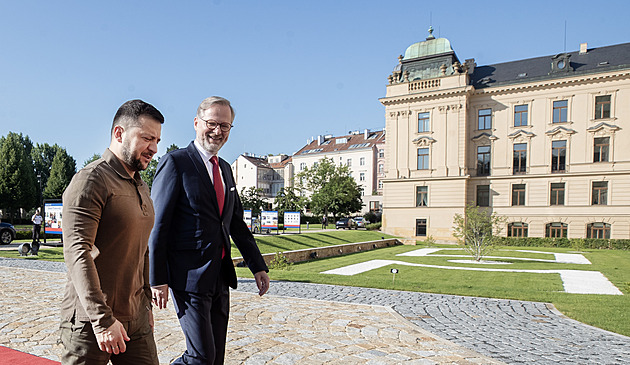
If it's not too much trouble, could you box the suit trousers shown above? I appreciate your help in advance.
[171,279,230,365]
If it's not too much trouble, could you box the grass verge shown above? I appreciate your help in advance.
[237,243,630,337]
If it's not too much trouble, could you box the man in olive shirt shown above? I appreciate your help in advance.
[60,100,163,365]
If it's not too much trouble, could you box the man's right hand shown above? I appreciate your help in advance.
[151,284,169,309]
[95,320,129,354]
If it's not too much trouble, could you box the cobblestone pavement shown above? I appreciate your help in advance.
[0,263,500,364]
[1,258,629,364]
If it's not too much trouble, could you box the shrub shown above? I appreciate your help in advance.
[268,252,292,270]
[496,237,629,250]
[366,222,381,231]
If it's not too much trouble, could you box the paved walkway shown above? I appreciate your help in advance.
[0,258,629,364]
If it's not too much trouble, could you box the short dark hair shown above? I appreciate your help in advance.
[111,99,164,136]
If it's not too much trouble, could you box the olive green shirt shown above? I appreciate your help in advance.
[61,148,154,333]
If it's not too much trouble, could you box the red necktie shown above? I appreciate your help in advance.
[210,156,224,215]
[211,156,226,258]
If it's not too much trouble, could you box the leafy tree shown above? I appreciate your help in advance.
[240,186,266,216]
[83,153,101,167]
[0,132,37,221]
[32,143,61,190]
[296,158,363,221]
[141,144,179,189]
[273,186,306,214]
[43,148,76,199]
[452,205,505,262]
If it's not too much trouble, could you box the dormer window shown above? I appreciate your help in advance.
[551,53,572,73]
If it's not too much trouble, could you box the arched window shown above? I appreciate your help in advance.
[546,222,567,238]
[586,222,611,239]
[508,222,528,237]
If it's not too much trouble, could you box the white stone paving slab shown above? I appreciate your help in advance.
[321,259,623,295]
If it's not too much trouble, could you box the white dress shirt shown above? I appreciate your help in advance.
[193,140,226,195]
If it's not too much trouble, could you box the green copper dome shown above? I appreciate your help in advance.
[403,37,453,60]
[403,26,454,60]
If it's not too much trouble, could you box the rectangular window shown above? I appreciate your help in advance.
[418,112,430,132]
[595,95,611,119]
[347,158,352,167]
[378,180,383,189]
[592,181,608,205]
[514,104,528,127]
[417,148,429,170]
[378,149,384,158]
[416,186,428,207]
[551,140,566,172]
[359,172,365,181]
[513,143,527,174]
[478,109,492,130]
[378,164,384,173]
[477,146,491,176]
[416,219,427,237]
[553,100,568,123]
[476,185,490,207]
[550,183,565,205]
[370,201,380,211]
[593,137,609,162]
[512,184,526,206]
[360,157,365,166]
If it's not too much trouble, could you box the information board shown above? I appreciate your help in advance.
[261,211,278,230]
[44,202,63,234]
[284,212,301,228]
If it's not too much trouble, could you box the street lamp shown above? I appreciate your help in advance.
[36,173,42,208]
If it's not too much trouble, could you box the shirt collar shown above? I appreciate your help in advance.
[193,140,217,162]
[102,148,141,182]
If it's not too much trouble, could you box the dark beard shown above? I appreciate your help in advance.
[121,144,145,172]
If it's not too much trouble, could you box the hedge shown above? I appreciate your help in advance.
[495,237,630,250]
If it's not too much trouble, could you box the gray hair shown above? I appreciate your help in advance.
[197,96,235,122]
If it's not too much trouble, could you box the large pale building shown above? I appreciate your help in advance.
[230,153,293,200]
[292,129,386,213]
[380,29,630,240]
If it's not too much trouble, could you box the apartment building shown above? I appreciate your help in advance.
[380,28,630,240]
[292,129,386,213]
[230,153,293,200]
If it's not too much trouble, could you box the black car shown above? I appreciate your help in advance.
[335,217,357,230]
[0,222,16,244]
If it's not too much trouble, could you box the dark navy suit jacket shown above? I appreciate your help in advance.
[149,142,268,294]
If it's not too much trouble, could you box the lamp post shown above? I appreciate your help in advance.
[36,173,42,209]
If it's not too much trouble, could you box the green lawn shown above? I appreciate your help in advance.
[1,232,628,336]
[237,243,630,337]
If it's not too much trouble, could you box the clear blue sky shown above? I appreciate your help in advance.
[1,0,628,166]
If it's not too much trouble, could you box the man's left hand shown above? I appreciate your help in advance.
[254,271,270,296]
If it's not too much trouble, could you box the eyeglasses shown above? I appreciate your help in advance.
[198,117,233,132]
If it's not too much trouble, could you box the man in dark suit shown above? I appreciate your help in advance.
[149,96,269,364]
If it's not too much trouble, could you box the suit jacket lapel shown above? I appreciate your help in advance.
[186,142,221,216]
[218,157,234,218]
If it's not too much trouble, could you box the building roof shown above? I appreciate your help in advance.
[403,26,454,61]
[471,42,630,89]
[240,154,292,170]
[294,130,385,157]
[242,155,270,169]
[269,156,292,169]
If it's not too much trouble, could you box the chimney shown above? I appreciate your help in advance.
[364,129,370,139]
[317,135,325,145]
[579,42,588,54]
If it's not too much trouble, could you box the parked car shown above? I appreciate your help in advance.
[335,217,357,230]
[354,217,369,228]
[0,222,17,244]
